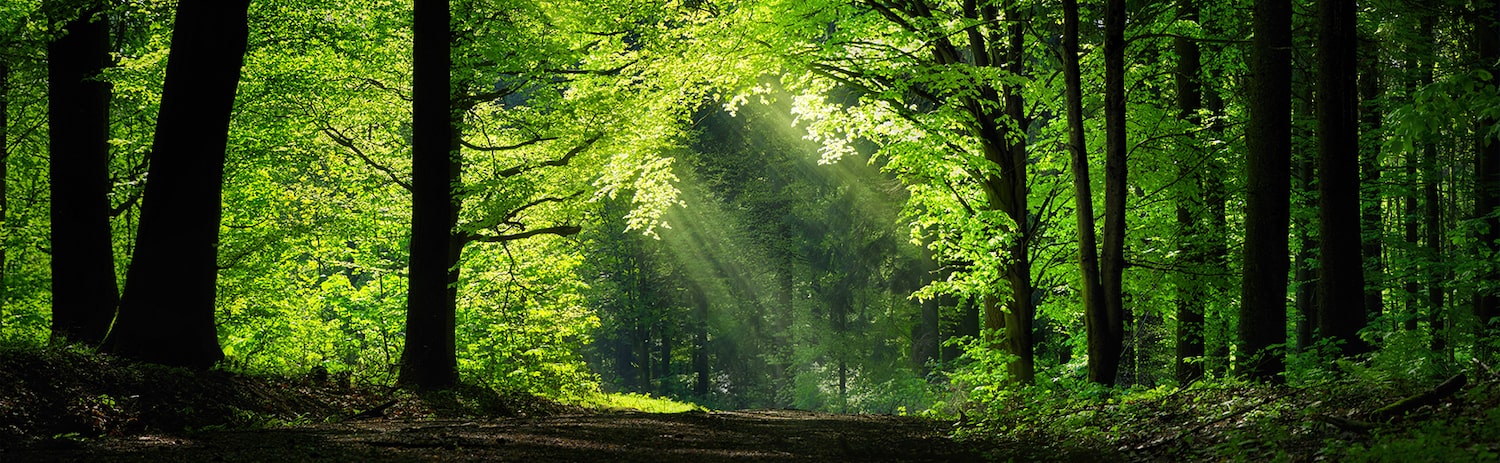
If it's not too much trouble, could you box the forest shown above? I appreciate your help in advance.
[2,0,1500,460]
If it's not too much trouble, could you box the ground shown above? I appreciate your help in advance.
[4,410,981,462]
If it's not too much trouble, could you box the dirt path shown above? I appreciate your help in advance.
[4,410,985,462]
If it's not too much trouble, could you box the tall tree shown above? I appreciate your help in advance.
[1239,0,1293,382]
[1096,0,1129,385]
[1359,39,1385,329]
[399,0,457,390]
[47,4,117,345]
[1173,0,1206,384]
[1474,0,1500,343]
[1315,0,1367,356]
[102,0,252,368]
[1061,0,1108,385]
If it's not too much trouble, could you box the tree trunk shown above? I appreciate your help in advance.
[1358,37,1386,330]
[1473,0,1500,350]
[1239,0,1293,383]
[1097,0,1129,387]
[1061,0,1110,386]
[1,57,10,327]
[1294,153,1320,352]
[399,0,458,390]
[48,5,118,345]
[102,0,251,368]
[1315,0,1367,357]
[692,281,709,396]
[1172,0,1206,384]
[1419,17,1446,356]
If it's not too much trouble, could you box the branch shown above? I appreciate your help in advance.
[495,133,603,178]
[467,225,582,244]
[461,136,558,152]
[321,126,412,192]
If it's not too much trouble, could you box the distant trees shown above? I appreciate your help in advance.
[102,0,252,368]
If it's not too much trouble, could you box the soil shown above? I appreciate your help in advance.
[0,347,987,462]
[3,410,981,462]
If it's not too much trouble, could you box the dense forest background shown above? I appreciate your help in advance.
[2,0,1499,440]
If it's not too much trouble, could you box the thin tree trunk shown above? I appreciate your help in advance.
[1295,155,1319,352]
[103,0,251,368]
[48,5,118,345]
[1359,37,1385,330]
[1419,17,1446,356]
[1098,0,1129,387]
[0,59,8,325]
[1240,0,1293,383]
[1062,0,1109,385]
[399,0,458,390]
[1473,0,1500,351]
[1172,0,1206,384]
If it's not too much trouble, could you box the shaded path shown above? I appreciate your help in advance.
[5,410,984,462]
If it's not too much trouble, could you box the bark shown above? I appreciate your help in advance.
[1062,0,1109,385]
[1295,154,1319,352]
[1419,17,1446,356]
[398,0,458,390]
[1358,38,1385,329]
[103,0,251,368]
[1203,67,1231,377]
[1315,0,1367,357]
[1473,0,1500,346]
[1172,0,1205,383]
[48,5,118,345]
[1098,0,1129,386]
[1000,15,1035,385]
[1239,0,1293,382]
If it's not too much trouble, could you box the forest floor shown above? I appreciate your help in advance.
[0,346,983,462]
[3,346,1499,462]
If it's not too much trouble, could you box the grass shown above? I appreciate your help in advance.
[576,392,707,413]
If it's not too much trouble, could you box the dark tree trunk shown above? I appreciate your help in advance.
[102,0,251,368]
[1315,0,1367,357]
[1295,154,1320,352]
[48,5,118,345]
[1358,38,1386,330]
[692,281,709,396]
[1172,0,1206,384]
[1239,0,1293,383]
[1096,0,1129,387]
[1000,10,1035,385]
[1419,17,1446,356]
[1473,0,1500,348]
[1061,0,1109,385]
[1203,70,1231,377]
[399,0,458,390]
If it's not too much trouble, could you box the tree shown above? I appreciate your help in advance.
[47,4,117,345]
[1095,0,1129,385]
[398,0,457,390]
[1239,0,1293,382]
[1061,0,1108,386]
[1315,0,1367,356]
[1474,0,1500,344]
[102,0,252,368]
[1172,0,1206,384]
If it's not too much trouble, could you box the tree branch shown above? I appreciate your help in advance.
[466,225,582,244]
[321,126,413,191]
[496,133,603,178]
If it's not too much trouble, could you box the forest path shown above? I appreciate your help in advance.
[5,409,987,462]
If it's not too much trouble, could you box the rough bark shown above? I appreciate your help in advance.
[1239,0,1293,382]
[48,5,118,345]
[103,0,251,368]
[398,0,458,390]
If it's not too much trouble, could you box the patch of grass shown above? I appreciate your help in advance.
[577,392,707,413]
